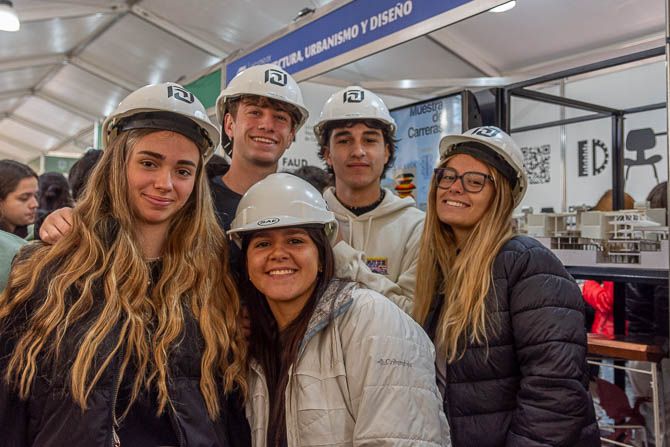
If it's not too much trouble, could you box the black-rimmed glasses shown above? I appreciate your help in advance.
[433,167,494,193]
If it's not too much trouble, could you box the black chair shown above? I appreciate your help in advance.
[624,128,663,183]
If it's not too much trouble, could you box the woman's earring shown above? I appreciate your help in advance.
[318,265,323,273]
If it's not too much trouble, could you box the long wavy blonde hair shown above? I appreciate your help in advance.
[414,156,515,363]
[0,129,246,419]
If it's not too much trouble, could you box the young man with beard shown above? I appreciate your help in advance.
[314,86,424,314]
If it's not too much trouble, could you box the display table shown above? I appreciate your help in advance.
[588,334,666,363]
[588,334,667,446]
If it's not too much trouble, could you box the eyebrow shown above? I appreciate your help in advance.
[251,229,307,239]
[137,150,197,168]
[332,129,382,138]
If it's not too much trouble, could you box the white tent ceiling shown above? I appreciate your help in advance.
[0,0,665,162]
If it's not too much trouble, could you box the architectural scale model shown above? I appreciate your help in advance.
[518,207,669,270]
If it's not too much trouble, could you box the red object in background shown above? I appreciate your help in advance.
[583,280,615,339]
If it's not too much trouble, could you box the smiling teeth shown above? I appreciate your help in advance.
[269,269,295,276]
[446,200,467,208]
[252,137,275,144]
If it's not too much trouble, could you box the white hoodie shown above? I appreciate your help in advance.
[325,186,424,314]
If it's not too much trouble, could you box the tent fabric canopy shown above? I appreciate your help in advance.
[0,0,664,162]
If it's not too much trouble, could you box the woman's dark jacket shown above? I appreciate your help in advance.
[0,256,250,447]
[426,236,600,447]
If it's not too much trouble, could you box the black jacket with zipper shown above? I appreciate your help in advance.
[0,256,250,447]
[426,236,600,447]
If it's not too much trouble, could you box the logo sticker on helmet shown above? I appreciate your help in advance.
[471,127,501,138]
[264,69,287,87]
[343,90,364,103]
[257,217,280,226]
[167,85,195,104]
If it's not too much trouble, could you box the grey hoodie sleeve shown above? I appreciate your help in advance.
[333,240,416,314]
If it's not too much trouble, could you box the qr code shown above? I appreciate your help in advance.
[520,144,551,184]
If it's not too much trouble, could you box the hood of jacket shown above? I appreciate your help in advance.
[324,187,416,220]
[298,278,358,357]
[324,187,422,251]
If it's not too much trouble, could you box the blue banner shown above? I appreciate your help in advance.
[225,0,472,82]
[383,94,463,210]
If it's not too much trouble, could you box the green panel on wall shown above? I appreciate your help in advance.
[184,69,221,109]
[44,156,78,174]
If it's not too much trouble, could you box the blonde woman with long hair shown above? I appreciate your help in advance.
[414,127,599,447]
[0,83,248,447]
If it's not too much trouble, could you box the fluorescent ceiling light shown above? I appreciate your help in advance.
[0,0,20,32]
[489,1,517,13]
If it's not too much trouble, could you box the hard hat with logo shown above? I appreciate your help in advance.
[215,64,309,152]
[439,126,527,207]
[228,173,338,247]
[101,82,220,161]
[313,86,397,146]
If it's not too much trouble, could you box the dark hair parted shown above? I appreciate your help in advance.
[317,119,397,179]
[0,159,38,201]
[239,225,335,447]
[0,159,38,236]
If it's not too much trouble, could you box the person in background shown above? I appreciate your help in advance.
[38,172,73,212]
[0,82,248,446]
[33,172,74,240]
[0,160,38,239]
[582,280,615,338]
[205,153,231,182]
[314,86,424,314]
[592,188,635,212]
[289,165,332,192]
[414,126,599,446]
[646,181,668,212]
[581,189,635,339]
[229,173,450,447]
[68,149,103,202]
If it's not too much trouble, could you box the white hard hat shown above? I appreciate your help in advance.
[313,86,396,145]
[102,82,220,161]
[228,173,338,247]
[215,64,309,152]
[439,126,528,207]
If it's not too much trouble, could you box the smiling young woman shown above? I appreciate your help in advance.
[0,83,248,447]
[414,127,599,447]
[228,173,450,447]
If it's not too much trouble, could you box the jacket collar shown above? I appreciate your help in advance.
[298,278,358,356]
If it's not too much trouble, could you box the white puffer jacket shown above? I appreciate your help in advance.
[246,279,451,446]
